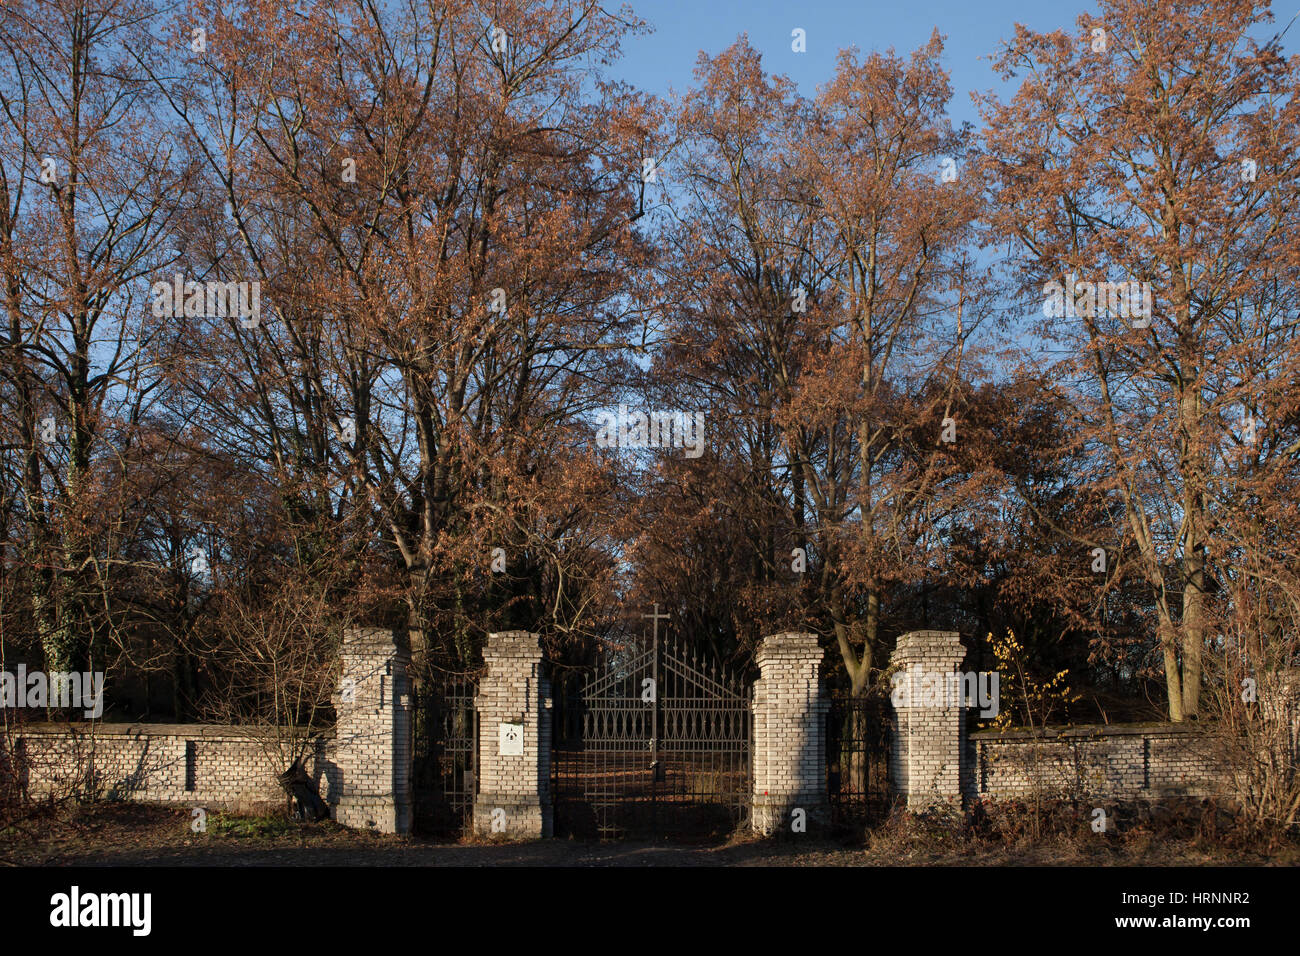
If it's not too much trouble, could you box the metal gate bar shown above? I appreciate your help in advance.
[411,675,477,836]
[553,637,751,840]
[826,692,892,830]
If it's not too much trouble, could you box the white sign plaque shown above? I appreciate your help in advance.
[499,722,524,756]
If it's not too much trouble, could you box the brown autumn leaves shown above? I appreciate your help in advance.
[0,0,1297,725]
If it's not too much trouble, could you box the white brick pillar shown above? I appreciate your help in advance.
[332,626,412,833]
[751,632,829,834]
[472,631,553,838]
[889,630,965,811]
[1262,667,1300,768]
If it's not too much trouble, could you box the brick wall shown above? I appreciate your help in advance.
[884,631,1293,810]
[966,724,1223,802]
[7,722,337,814]
[2,626,410,833]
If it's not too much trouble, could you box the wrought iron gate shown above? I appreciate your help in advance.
[553,637,751,839]
[826,692,893,830]
[411,675,477,836]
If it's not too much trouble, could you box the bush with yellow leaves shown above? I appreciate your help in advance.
[988,628,1080,732]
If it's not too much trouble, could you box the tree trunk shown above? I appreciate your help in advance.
[1180,544,1205,720]
[1158,615,1184,722]
[843,704,869,797]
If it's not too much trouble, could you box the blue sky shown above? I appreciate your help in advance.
[610,0,1300,130]
[605,0,1110,366]
[604,0,1300,370]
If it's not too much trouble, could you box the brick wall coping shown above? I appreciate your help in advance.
[6,722,329,738]
[970,721,1213,741]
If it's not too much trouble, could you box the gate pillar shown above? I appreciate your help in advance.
[472,631,553,838]
[333,626,412,834]
[888,630,965,811]
[752,632,830,834]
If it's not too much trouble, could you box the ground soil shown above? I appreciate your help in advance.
[2,803,1296,866]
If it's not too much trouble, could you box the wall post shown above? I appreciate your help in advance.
[472,631,553,838]
[751,632,830,834]
[332,626,412,833]
[889,630,966,811]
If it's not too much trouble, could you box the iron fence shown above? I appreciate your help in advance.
[411,675,477,837]
[826,692,894,829]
